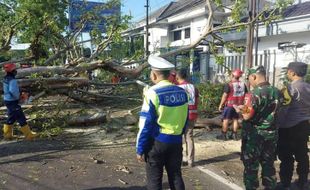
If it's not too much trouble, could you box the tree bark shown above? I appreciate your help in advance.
[195,115,223,127]
[67,113,107,126]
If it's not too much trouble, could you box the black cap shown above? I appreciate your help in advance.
[285,62,308,77]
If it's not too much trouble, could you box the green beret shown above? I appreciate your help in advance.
[247,65,266,76]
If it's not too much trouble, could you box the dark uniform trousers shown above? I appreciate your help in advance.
[5,100,27,126]
[145,140,185,190]
[278,120,310,186]
[241,130,277,190]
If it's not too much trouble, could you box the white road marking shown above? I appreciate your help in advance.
[196,166,244,190]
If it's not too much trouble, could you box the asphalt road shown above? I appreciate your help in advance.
[0,128,243,190]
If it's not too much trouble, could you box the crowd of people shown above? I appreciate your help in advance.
[2,56,309,190]
[135,55,310,190]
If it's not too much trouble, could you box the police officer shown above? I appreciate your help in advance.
[136,55,188,190]
[276,62,310,190]
[238,66,280,190]
[2,63,38,140]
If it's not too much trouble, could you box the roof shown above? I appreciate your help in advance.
[157,0,205,21]
[148,4,171,21]
[283,1,310,18]
[143,0,310,23]
[239,1,310,23]
[136,0,206,24]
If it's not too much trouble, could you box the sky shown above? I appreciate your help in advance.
[122,0,174,21]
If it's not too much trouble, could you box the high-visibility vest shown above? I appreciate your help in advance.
[226,81,246,107]
[178,81,198,120]
[136,80,188,155]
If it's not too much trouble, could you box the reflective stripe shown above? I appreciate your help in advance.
[136,80,188,155]
[189,110,198,113]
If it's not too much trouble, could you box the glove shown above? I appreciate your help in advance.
[143,85,150,97]
[281,86,292,106]
[20,92,29,103]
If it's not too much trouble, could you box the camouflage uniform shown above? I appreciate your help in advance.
[241,75,280,190]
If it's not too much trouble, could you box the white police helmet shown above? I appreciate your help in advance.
[148,55,175,71]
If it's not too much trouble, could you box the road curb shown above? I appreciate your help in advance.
[196,166,244,190]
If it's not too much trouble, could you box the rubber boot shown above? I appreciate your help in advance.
[20,125,38,140]
[3,124,15,140]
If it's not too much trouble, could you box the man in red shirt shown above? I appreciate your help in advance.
[168,70,177,84]
[217,69,247,140]
[176,68,199,167]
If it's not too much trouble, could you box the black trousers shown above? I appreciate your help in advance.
[5,100,27,126]
[145,140,185,190]
[278,120,310,187]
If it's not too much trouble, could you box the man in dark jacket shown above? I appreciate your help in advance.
[276,62,310,190]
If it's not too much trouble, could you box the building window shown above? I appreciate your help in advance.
[173,30,182,41]
[185,28,190,39]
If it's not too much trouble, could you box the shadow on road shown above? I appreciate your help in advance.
[0,128,135,164]
[84,187,146,190]
[195,151,240,166]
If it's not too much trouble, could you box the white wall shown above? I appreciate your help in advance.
[191,17,208,40]
[258,17,310,37]
[169,16,208,48]
[257,31,310,67]
[148,26,168,53]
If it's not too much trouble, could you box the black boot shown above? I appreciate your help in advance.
[275,182,291,190]
[216,132,227,140]
[230,132,239,140]
[293,179,309,190]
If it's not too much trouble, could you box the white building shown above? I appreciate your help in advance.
[218,1,310,85]
[125,0,310,83]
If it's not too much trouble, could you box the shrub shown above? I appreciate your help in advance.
[196,82,224,116]
[305,66,310,83]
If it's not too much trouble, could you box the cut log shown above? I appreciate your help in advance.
[13,60,147,79]
[67,113,107,126]
[195,115,223,127]
[0,77,89,92]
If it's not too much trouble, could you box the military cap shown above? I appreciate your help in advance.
[284,61,308,77]
[247,65,266,76]
[148,55,175,71]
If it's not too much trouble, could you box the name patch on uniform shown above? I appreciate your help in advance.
[163,93,186,105]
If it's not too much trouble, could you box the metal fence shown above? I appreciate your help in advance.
[212,50,278,85]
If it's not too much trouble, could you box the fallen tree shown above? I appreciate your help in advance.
[0,0,293,132]
[1,0,292,86]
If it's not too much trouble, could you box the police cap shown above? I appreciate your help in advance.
[284,62,308,77]
[148,55,175,71]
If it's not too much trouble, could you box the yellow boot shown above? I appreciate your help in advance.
[20,125,38,140]
[3,124,14,140]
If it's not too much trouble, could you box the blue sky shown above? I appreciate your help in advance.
[122,0,174,21]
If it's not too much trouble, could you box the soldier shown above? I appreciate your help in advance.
[237,66,280,190]
[136,55,188,190]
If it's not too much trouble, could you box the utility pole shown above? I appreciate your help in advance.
[254,0,260,66]
[246,0,256,69]
[145,0,150,57]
